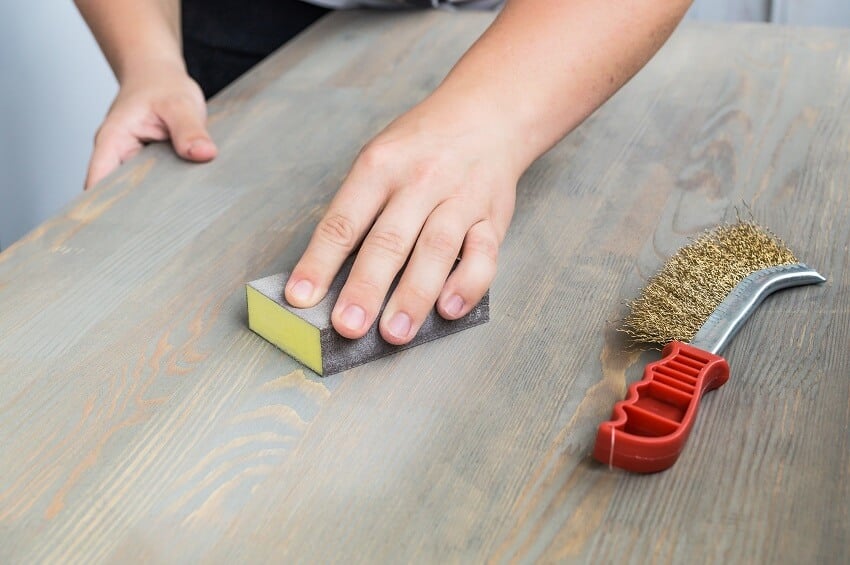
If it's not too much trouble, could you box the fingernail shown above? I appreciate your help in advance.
[387,311,412,339]
[444,295,465,318]
[289,279,313,303]
[340,304,366,331]
[187,139,213,158]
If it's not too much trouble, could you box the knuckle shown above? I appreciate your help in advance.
[357,142,392,171]
[349,273,385,297]
[401,281,436,308]
[419,230,459,262]
[409,160,439,185]
[465,231,499,263]
[185,79,205,101]
[316,213,359,248]
[363,229,408,261]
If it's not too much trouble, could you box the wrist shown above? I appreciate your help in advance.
[117,55,188,88]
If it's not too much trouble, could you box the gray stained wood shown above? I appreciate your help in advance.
[0,11,848,564]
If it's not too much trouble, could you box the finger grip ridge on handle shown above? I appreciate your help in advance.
[593,341,730,473]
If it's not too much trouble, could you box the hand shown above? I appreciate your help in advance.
[284,99,520,345]
[84,60,217,189]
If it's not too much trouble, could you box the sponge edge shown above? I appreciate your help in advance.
[246,260,490,376]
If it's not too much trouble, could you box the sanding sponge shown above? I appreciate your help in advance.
[246,260,489,376]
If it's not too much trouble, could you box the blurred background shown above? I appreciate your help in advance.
[1,1,849,250]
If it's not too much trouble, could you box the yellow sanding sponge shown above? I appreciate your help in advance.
[246,260,490,376]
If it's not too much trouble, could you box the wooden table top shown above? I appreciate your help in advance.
[1,10,848,563]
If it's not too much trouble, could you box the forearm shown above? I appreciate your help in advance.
[425,0,692,174]
[74,0,184,82]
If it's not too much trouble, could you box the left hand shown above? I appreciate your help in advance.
[284,99,520,345]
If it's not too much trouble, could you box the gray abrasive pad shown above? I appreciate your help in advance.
[247,258,490,375]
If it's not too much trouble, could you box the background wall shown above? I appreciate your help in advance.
[687,0,850,23]
[0,2,848,250]
[0,3,116,250]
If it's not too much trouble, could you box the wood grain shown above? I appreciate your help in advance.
[0,11,848,564]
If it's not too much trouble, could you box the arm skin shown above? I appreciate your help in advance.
[74,0,216,188]
[285,0,694,344]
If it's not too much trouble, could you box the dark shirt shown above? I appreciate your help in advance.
[182,0,330,98]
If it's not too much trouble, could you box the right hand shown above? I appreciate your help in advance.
[84,60,217,189]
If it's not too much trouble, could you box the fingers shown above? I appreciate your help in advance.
[156,95,217,162]
[84,126,144,190]
[329,188,442,339]
[291,172,504,343]
[378,199,488,344]
[436,220,499,319]
[85,94,215,190]
[284,154,394,309]
[288,132,511,345]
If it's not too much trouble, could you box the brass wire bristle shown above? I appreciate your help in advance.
[622,221,798,347]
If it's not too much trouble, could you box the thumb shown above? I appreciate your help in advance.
[157,97,218,163]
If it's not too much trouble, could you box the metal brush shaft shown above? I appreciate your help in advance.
[690,263,826,355]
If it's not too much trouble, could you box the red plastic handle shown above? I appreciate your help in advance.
[593,341,730,473]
